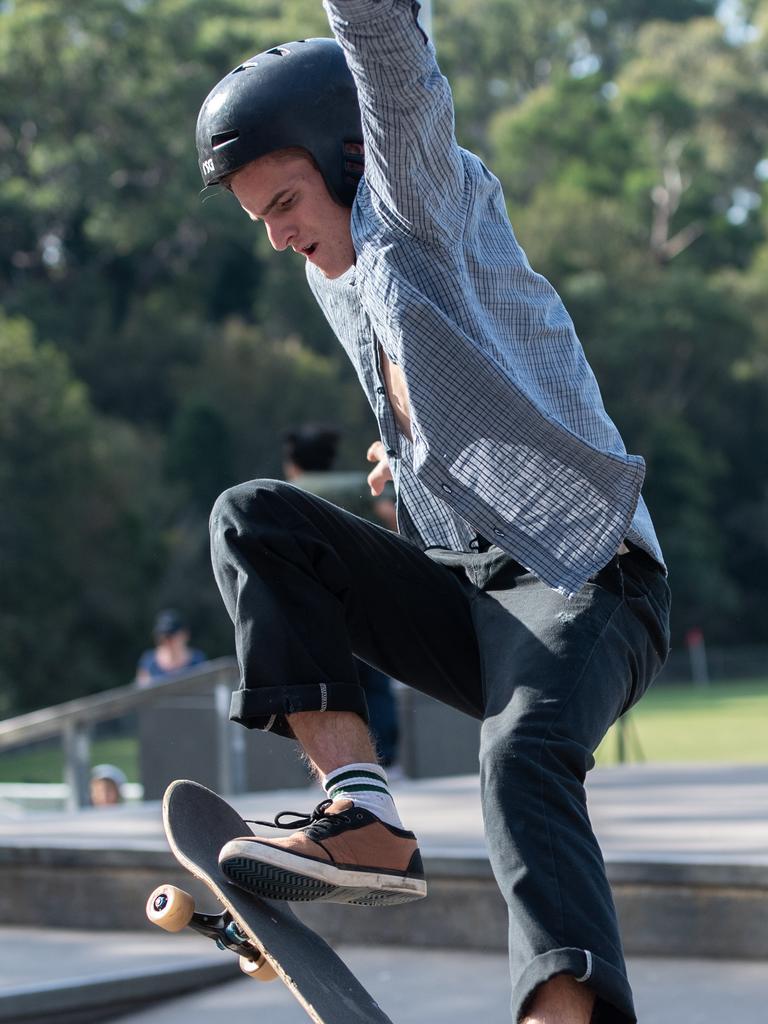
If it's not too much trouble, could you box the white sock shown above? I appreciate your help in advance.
[323,762,405,830]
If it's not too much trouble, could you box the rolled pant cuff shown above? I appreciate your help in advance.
[229,683,369,738]
[512,948,635,1024]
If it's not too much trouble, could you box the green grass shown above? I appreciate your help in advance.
[0,736,139,784]
[595,680,768,765]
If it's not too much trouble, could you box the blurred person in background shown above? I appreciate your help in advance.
[90,763,126,806]
[283,424,400,768]
[282,423,341,484]
[135,609,207,687]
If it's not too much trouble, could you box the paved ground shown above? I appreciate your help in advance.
[1,765,767,1021]
[0,929,766,1024]
[0,927,218,989]
[1,763,767,864]
[123,951,768,1024]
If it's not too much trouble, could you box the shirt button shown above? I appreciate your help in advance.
[387,448,397,458]
[376,386,385,395]
[493,528,505,538]
[441,484,453,494]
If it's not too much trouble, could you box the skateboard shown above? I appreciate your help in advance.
[146,779,394,1024]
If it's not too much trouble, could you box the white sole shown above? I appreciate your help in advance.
[219,839,427,905]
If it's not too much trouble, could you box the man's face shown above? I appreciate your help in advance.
[230,152,355,279]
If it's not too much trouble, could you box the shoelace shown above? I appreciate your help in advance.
[245,798,346,831]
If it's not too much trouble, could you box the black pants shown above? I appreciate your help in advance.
[210,479,671,1023]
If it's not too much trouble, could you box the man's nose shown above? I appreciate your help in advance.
[264,218,294,252]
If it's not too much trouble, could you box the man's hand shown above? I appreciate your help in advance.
[366,440,393,496]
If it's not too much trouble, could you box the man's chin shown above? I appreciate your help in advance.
[319,261,354,280]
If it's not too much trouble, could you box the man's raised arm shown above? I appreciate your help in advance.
[324,0,466,243]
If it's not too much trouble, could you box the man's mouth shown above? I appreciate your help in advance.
[298,243,318,257]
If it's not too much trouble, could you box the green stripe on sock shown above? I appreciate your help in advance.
[325,769,386,791]
[328,783,391,797]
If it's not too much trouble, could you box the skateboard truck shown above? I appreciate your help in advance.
[147,884,278,981]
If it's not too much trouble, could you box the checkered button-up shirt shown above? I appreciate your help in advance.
[309,0,665,596]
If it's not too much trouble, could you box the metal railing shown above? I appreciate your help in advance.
[658,645,768,685]
[0,658,240,811]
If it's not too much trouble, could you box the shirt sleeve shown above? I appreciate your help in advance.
[324,0,466,243]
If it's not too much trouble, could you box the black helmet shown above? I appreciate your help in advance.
[196,38,363,206]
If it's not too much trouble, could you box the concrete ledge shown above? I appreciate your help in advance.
[428,851,768,887]
[605,856,768,887]
[1,843,766,960]
[297,854,768,961]
[0,959,236,1024]
[0,845,172,870]
[0,845,209,931]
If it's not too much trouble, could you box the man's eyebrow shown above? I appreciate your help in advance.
[254,188,293,219]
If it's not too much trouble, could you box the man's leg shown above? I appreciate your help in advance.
[289,709,377,775]
[209,479,482,903]
[474,552,670,1024]
[209,478,483,733]
[523,975,596,1024]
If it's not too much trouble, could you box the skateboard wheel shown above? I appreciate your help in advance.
[239,953,278,982]
[146,884,195,932]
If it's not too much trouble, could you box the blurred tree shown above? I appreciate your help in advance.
[173,318,375,481]
[1,0,767,712]
[166,401,235,513]
[490,17,768,266]
[435,0,719,152]
[0,311,166,712]
[0,0,329,423]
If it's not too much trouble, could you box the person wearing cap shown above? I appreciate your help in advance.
[135,610,207,687]
[197,6,671,1023]
[90,764,127,806]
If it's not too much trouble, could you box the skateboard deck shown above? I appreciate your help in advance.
[147,779,394,1024]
